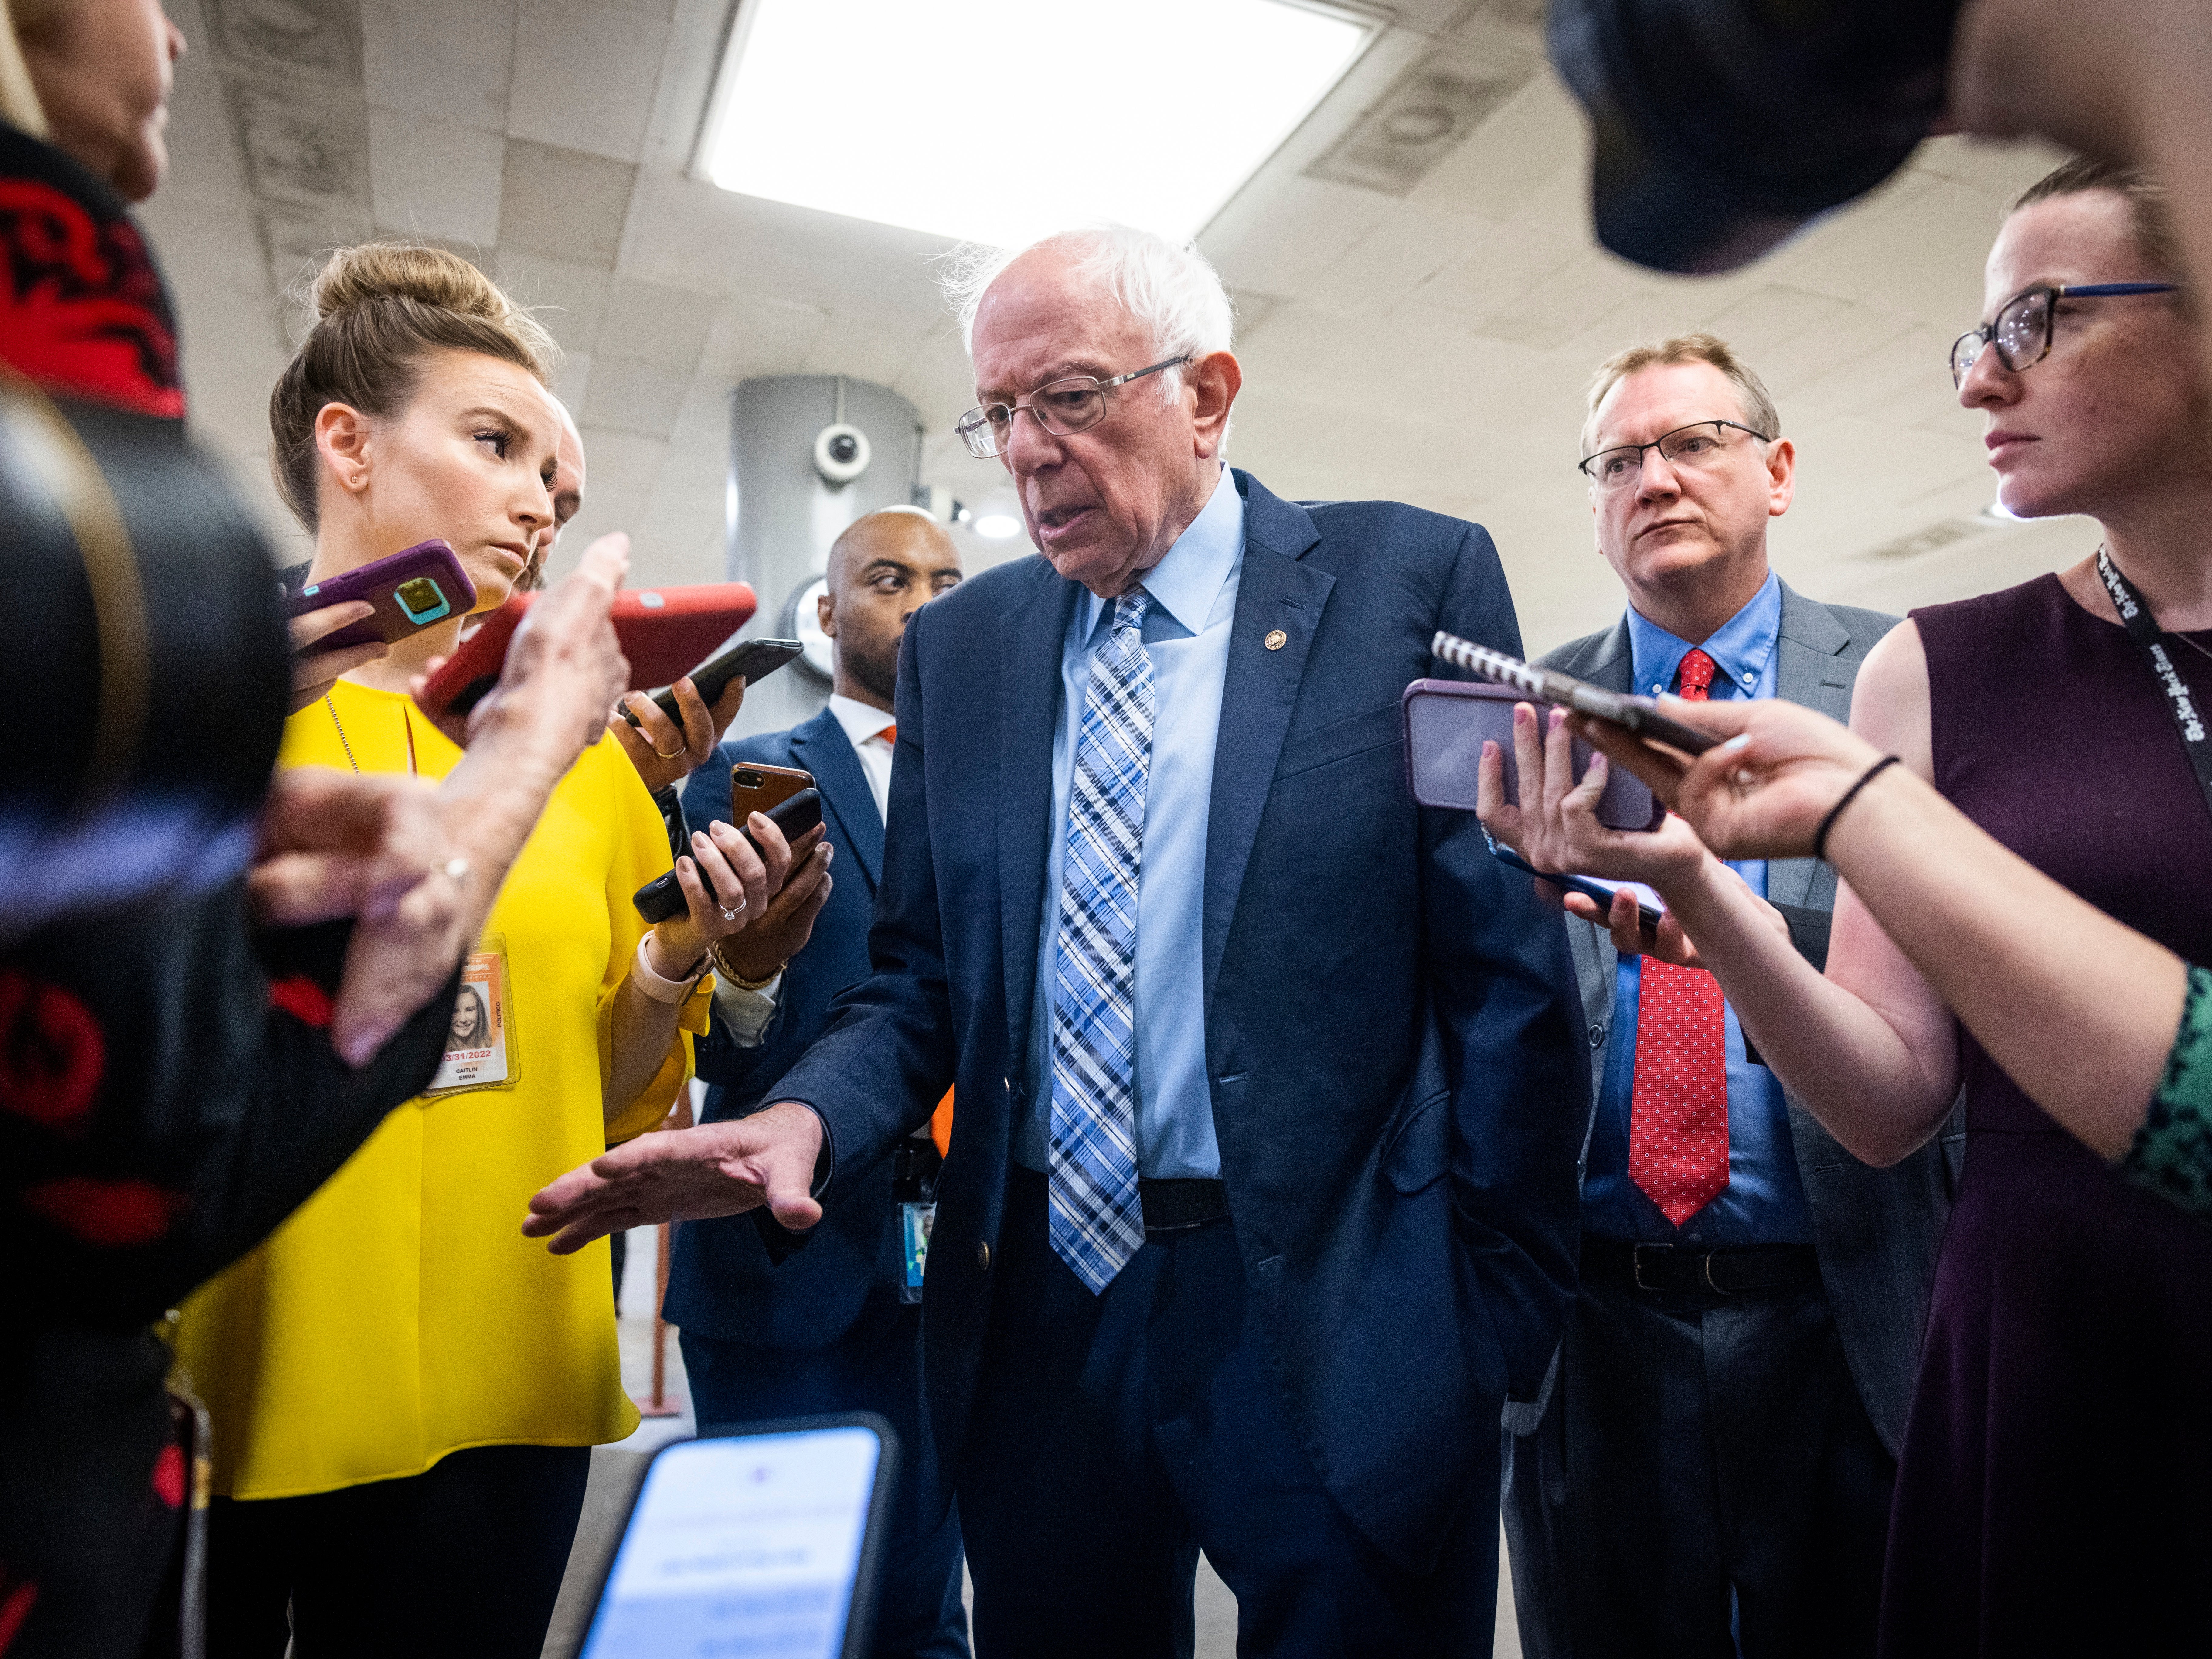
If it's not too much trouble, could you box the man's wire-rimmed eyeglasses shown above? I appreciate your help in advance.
[1950,283,2180,388]
[954,356,1192,459]
[1578,420,1772,492]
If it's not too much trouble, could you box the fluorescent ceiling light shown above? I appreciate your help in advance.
[696,0,1377,246]
[972,513,1021,540]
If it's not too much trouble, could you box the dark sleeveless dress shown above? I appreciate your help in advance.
[1881,574,2212,1656]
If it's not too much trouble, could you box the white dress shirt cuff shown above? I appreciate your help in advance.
[711,972,783,1047]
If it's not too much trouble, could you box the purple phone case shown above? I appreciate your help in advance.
[288,540,477,652]
[1401,679,1665,831]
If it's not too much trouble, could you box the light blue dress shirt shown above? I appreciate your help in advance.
[1015,468,1244,1180]
[1582,570,1812,1245]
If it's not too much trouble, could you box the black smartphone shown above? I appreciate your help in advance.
[1487,835,1665,934]
[620,637,804,730]
[631,787,825,923]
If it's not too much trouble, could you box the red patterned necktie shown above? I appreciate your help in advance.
[1627,647,1730,1227]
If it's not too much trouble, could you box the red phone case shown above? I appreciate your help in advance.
[611,584,758,690]
[415,582,759,724]
[289,541,476,652]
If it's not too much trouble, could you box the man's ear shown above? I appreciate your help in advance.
[1188,349,1242,460]
[315,403,371,498]
[1765,436,1798,517]
[817,588,838,640]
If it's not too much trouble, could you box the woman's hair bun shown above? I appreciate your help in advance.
[310,240,526,332]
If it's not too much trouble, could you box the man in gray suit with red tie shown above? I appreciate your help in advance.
[1499,334,1960,1658]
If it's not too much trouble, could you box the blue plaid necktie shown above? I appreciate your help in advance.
[1048,587,1153,1293]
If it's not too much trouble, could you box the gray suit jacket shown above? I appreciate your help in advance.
[1511,580,1962,1457]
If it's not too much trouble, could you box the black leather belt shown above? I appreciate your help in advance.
[1584,1237,1819,1298]
[1139,1177,1228,1237]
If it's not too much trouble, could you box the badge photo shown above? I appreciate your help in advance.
[424,935,519,1095]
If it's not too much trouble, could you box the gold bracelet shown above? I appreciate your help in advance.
[710,936,786,992]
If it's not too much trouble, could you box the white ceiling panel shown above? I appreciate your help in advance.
[1300,201,1494,318]
[580,356,691,436]
[502,255,614,353]
[595,277,723,369]
[507,0,672,163]
[367,110,506,243]
[499,141,635,266]
[361,0,514,132]
[694,294,831,387]
[1205,174,1397,299]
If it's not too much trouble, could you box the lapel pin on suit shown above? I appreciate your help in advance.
[1264,629,1287,651]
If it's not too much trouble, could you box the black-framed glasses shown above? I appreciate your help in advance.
[1950,283,2180,387]
[954,356,1191,459]
[1578,420,1771,491]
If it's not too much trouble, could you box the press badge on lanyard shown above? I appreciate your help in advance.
[424,934,519,1095]
[892,1134,942,1304]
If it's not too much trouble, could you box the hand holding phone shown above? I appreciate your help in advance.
[286,541,475,652]
[287,598,385,713]
[609,674,746,792]
[633,787,826,923]
[619,637,804,730]
[1488,836,1664,935]
[1465,686,1713,915]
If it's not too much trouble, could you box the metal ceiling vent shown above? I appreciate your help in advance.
[1304,44,1536,197]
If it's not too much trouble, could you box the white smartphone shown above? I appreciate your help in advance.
[579,1415,896,1659]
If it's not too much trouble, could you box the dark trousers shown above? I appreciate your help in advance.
[1502,1251,1894,1659]
[682,1309,969,1659]
[0,1332,181,1659]
[957,1165,1496,1659]
[203,1442,590,1659]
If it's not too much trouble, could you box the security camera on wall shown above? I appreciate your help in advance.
[812,422,871,485]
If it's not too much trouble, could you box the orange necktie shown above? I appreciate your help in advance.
[1626,648,1730,1226]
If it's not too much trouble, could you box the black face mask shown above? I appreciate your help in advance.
[1549,0,1965,275]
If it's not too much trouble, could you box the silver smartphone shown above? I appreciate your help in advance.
[1402,679,1666,831]
[579,1415,896,1659]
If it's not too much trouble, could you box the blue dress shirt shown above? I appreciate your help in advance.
[1016,468,1244,1180]
[1582,571,1812,1245]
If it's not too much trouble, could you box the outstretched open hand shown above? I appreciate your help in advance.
[523,1100,827,1254]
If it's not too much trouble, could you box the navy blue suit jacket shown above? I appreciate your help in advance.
[662,707,901,1350]
[767,471,1588,1572]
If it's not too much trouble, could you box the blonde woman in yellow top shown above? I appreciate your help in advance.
[172,243,797,1659]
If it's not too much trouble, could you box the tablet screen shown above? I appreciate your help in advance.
[580,1424,883,1659]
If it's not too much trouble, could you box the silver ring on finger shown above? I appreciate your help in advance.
[720,902,743,922]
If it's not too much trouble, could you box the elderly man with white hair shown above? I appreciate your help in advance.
[526,225,1588,1655]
